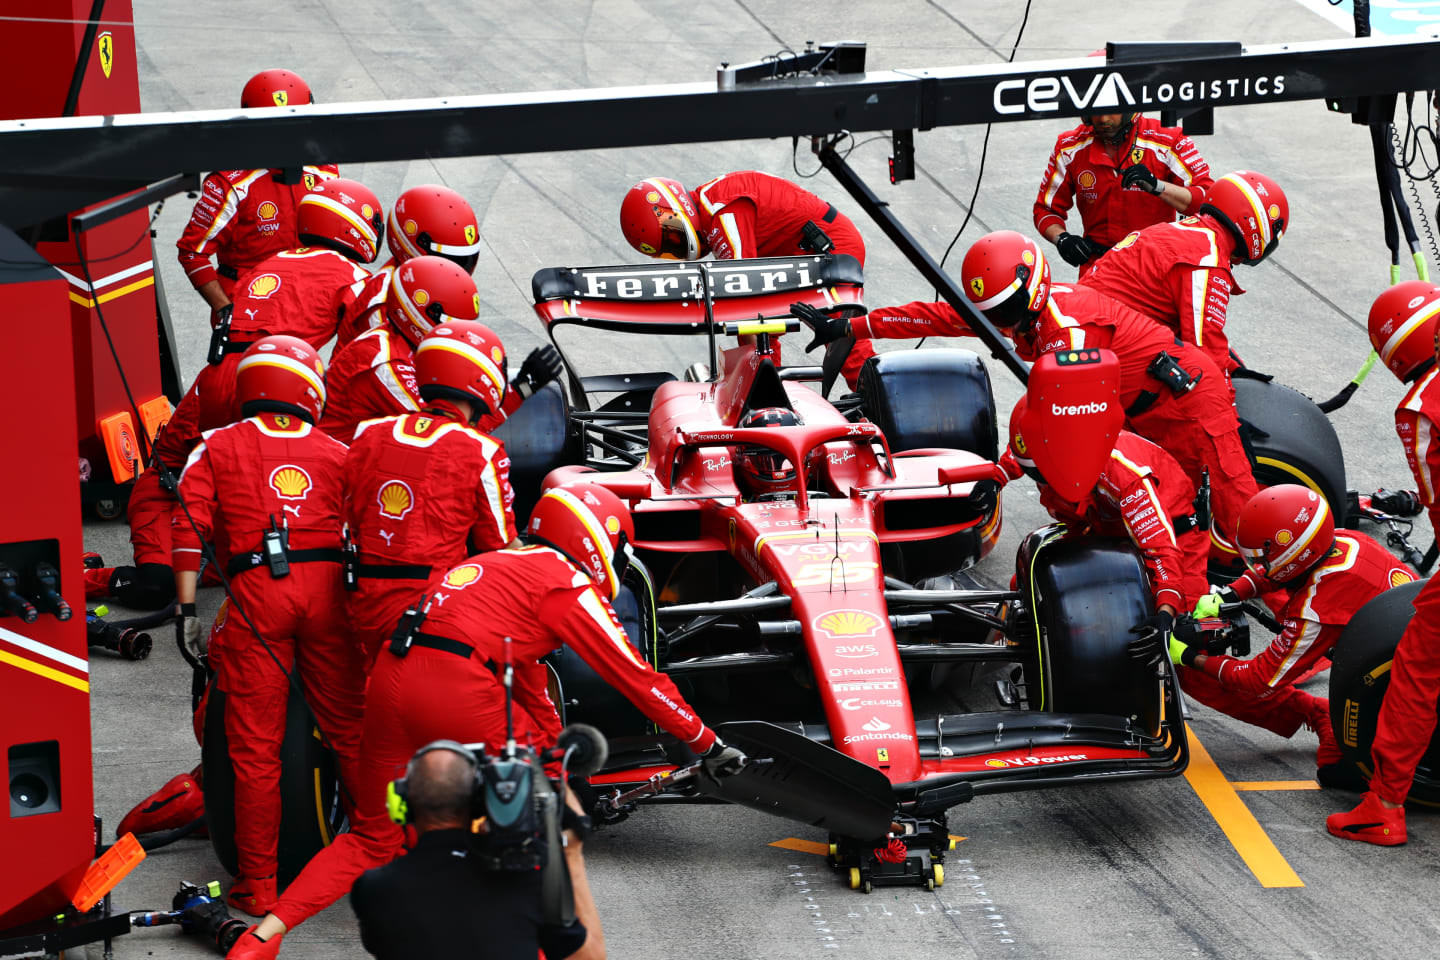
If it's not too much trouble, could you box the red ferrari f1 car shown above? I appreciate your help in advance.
[519,254,1191,891]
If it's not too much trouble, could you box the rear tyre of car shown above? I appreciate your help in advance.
[1019,527,1163,737]
[860,349,999,580]
[492,380,582,524]
[858,348,997,459]
[1233,377,1347,523]
[1328,579,1440,805]
[202,682,344,886]
[547,562,659,739]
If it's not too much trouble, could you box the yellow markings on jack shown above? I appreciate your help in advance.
[1183,724,1303,888]
[769,835,965,856]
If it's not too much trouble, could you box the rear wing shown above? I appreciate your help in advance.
[531,254,866,333]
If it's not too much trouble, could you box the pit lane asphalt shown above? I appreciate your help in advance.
[79,1,1437,957]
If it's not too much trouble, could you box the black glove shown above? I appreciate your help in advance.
[1120,164,1161,195]
[1373,488,1424,517]
[1055,232,1105,268]
[1126,610,1174,666]
[967,478,1001,515]
[211,302,233,331]
[1230,366,1274,383]
[790,302,851,352]
[701,737,748,780]
[515,344,563,399]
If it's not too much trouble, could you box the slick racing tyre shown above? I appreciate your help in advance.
[860,348,999,580]
[493,380,582,524]
[1233,377,1347,523]
[202,682,345,886]
[1328,579,1440,805]
[858,348,997,460]
[1019,527,1163,737]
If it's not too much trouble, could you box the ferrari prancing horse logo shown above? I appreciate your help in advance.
[97,32,114,79]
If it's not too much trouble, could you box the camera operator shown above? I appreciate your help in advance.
[348,742,603,960]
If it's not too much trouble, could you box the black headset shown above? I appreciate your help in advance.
[385,739,485,825]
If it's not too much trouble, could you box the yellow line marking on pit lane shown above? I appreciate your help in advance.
[769,835,966,856]
[1183,724,1303,888]
[1230,780,1321,792]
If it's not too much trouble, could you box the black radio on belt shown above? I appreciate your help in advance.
[799,219,834,255]
[263,515,290,578]
[342,532,358,592]
[389,597,430,658]
[207,303,234,366]
[1146,350,1201,396]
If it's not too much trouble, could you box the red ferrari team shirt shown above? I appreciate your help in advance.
[418,546,716,751]
[1220,531,1416,695]
[1395,367,1440,537]
[336,261,398,348]
[320,328,421,445]
[1033,116,1212,248]
[229,247,371,350]
[693,170,865,264]
[859,285,1204,413]
[172,414,348,573]
[1084,214,1244,380]
[176,166,337,293]
[344,408,517,570]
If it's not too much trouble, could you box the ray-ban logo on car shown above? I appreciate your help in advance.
[993,70,1286,117]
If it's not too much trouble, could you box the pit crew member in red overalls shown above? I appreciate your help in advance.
[170,336,366,918]
[320,255,561,444]
[1083,171,1289,394]
[84,179,383,609]
[619,172,875,387]
[1168,485,1414,780]
[335,184,483,346]
[176,70,337,314]
[796,230,1259,552]
[227,482,744,958]
[1034,112,1212,272]
[342,318,520,667]
[1002,396,1209,615]
[1327,281,1440,845]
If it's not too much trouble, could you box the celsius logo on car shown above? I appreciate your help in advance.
[839,699,903,711]
[1052,401,1108,415]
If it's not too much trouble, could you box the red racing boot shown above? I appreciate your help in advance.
[1326,792,1406,846]
[227,875,279,917]
[117,767,206,838]
[225,926,282,959]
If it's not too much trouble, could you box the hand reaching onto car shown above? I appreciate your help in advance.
[701,737,748,780]
[790,302,851,352]
[516,344,564,399]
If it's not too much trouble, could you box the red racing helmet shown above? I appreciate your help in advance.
[413,320,507,419]
[734,407,804,499]
[386,185,483,273]
[298,177,385,264]
[1202,171,1288,266]
[387,255,482,348]
[236,335,327,424]
[619,178,706,260]
[1368,280,1440,382]
[240,69,314,108]
[1234,484,1335,583]
[526,481,636,600]
[960,230,1052,329]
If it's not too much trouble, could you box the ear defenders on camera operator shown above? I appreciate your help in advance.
[343,739,606,960]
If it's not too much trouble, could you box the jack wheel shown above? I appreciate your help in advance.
[948,837,957,851]
[848,867,861,890]
[932,864,945,888]
[828,842,839,864]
